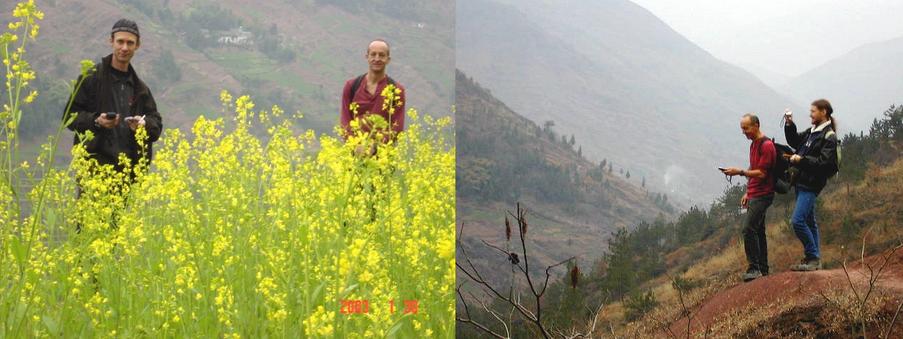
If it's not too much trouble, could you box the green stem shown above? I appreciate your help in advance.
[12,56,88,335]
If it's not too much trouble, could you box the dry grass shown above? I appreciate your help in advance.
[590,159,903,337]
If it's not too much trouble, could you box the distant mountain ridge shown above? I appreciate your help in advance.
[456,69,674,286]
[783,35,903,134]
[457,0,799,203]
[3,0,453,141]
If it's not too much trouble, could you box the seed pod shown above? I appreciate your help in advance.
[520,215,528,236]
[505,216,511,241]
[570,264,579,288]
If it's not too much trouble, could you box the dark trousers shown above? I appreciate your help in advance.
[743,194,774,274]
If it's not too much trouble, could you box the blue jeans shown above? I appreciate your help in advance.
[791,188,820,259]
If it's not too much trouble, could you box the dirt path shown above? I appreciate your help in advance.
[668,248,903,335]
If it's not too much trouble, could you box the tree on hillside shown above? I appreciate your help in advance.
[542,120,555,136]
[153,49,181,84]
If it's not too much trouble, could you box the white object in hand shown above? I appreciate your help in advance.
[126,115,147,127]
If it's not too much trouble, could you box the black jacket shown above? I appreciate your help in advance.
[64,54,163,170]
[784,120,838,194]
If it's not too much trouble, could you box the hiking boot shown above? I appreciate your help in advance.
[742,269,763,282]
[790,258,821,271]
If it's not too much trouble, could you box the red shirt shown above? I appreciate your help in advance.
[747,137,776,198]
[340,74,405,139]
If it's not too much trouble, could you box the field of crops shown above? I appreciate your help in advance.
[0,2,455,337]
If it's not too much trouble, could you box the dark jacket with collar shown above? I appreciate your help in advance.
[64,54,163,170]
[784,119,838,195]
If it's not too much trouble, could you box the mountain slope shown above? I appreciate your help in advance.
[3,0,453,140]
[661,248,903,337]
[784,36,903,134]
[457,0,798,203]
[478,107,903,337]
[456,70,674,286]
[588,107,903,337]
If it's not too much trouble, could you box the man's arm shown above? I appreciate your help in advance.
[746,140,776,179]
[784,120,803,149]
[139,89,163,142]
[722,167,766,179]
[339,80,354,139]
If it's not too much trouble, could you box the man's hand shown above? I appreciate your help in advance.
[125,115,145,131]
[95,113,119,129]
[353,143,377,157]
[721,167,743,176]
[789,154,802,164]
[741,193,749,209]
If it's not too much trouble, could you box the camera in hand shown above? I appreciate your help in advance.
[105,112,118,119]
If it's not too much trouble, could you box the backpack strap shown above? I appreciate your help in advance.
[347,74,366,104]
[763,137,777,169]
[825,130,842,169]
[348,74,397,103]
[757,137,773,155]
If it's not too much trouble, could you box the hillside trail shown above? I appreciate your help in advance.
[668,247,903,335]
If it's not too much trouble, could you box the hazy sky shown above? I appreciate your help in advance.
[631,0,903,81]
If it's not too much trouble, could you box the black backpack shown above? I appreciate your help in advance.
[823,130,841,178]
[771,138,794,194]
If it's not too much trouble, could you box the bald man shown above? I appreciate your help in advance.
[340,39,406,142]
[721,113,777,282]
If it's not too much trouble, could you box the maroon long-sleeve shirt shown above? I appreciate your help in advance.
[340,74,405,140]
[747,136,776,198]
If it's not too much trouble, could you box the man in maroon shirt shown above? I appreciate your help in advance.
[722,113,776,282]
[340,39,406,144]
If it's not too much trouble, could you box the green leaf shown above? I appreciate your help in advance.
[339,284,358,298]
[385,315,407,338]
[42,315,59,336]
[10,236,25,266]
[310,281,326,305]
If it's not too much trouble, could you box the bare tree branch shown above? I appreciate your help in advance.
[885,297,903,339]
[456,283,508,338]
[456,203,591,339]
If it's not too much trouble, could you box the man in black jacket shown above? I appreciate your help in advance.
[64,19,163,173]
[784,99,839,271]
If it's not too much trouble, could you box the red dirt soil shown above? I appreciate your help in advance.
[668,247,903,335]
